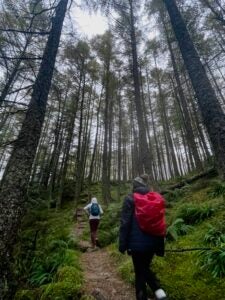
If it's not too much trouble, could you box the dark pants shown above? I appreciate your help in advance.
[131,251,160,300]
[89,219,99,247]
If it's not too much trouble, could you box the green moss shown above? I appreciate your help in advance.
[40,281,82,300]
[57,266,83,286]
[14,289,40,300]
[152,252,225,300]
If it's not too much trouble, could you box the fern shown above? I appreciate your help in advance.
[208,180,225,199]
[199,225,225,278]
[203,225,225,246]
[199,246,225,278]
[176,204,215,224]
[167,218,193,241]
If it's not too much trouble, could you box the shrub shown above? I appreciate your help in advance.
[118,260,134,285]
[175,204,215,224]
[164,185,191,203]
[14,289,39,300]
[61,179,76,203]
[29,247,81,286]
[98,228,119,247]
[29,263,54,286]
[56,266,83,286]
[208,180,225,199]
[40,281,82,300]
[199,225,225,278]
[167,218,193,241]
[199,247,225,278]
[99,202,121,247]
[203,225,225,246]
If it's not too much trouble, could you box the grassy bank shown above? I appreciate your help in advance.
[14,202,83,300]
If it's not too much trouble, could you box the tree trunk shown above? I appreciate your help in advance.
[129,0,154,180]
[0,1,68,297]
[88,96,102,186]
[154,59,180,178]
[74,69,86,203]
[146,68,164,180]
[163,16,203,171]
[163,0,225,178]
[102,38,112,204]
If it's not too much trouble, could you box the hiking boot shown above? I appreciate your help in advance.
[95,238,100,247]
[154,289,167,300]
[136,290,148,300]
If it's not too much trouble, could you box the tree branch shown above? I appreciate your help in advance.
[0,28,50,35]
[2,100,28,107]
[0,56,43,60]
[0,109,27,115]
[8,85,33,95]
[0,140,17,148]
[165,247,211,253]
[161,168,216,194]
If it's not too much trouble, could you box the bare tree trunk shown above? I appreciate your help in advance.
[146,68,164,180]
[205,60,225,106]
[102,35,112,204]
[163,16,203,171]
[88,96,102,186]
[129,0,154,181]
[0,1,68,297]
[163,0,225,178]
[117,86,122,199]
[74,69,86,202]
[154,59,180,178]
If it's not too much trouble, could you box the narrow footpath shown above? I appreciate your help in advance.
[75,208,136,300]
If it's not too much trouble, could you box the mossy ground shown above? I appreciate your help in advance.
[14,202,84,300]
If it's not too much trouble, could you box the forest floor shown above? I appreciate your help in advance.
[75,208,136,300]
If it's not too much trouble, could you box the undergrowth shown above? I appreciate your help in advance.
[198,224,225,278]
[14,202,83,300]
[14,177,225,299]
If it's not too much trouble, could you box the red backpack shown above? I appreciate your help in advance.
[133,192,166,236]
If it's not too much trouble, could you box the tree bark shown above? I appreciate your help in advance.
[162,16,203,171]
[0,1,68,297]
[129,0,154,181]
[102,34,112,204]
[163,0,225,178]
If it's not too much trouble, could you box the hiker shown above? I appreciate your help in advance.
[119,175,167,300]
[84,197,103,248]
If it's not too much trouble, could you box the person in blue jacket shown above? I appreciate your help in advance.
[119,175,167,300]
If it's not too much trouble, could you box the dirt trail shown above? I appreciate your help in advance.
[75,208,136,300]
